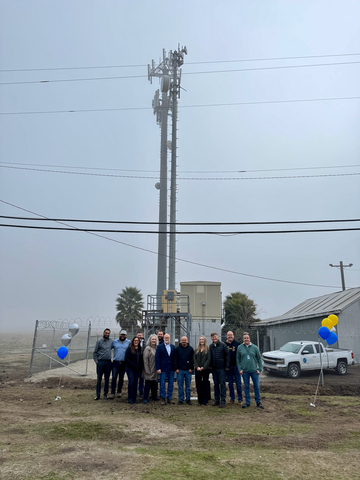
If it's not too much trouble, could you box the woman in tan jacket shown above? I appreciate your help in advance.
[142,334,159,404]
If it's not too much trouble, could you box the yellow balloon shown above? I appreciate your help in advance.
[328,314,338,326]
[322,318,333,329]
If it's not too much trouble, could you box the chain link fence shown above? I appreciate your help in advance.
[29,317,122,377]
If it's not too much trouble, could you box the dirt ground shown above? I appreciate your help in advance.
[0,352,360,480]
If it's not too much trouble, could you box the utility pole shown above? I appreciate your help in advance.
[329,261,353,290]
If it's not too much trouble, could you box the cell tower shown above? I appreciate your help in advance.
[148,46,187,310]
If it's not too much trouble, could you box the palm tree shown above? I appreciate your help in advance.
[115,287,144,334]
[223,291,258,338]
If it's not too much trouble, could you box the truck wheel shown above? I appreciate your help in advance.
[336,360,347,375]
[287,363,301,379]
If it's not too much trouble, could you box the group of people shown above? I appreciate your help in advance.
[93,329,264,409]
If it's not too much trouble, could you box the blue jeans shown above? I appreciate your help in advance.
[138,376,144,396]
[212,369,227,403]
[177,370,192,402]
[127,369,141,402]
[227,366,243,401]
[242,371,261,405]
[111,361,126,395]
[159,371,175,399]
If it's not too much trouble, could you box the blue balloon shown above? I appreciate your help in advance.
[57,346,68,359]
[318,326,330,340]
[327,332,338,345]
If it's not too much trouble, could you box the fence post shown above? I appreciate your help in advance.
[49,324,56,370]
[29,320,38,377]
[85,321,91,375]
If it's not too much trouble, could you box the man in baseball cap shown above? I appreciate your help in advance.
[110,329,130,398]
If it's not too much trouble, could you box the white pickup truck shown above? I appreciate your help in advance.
[262,341,355,379]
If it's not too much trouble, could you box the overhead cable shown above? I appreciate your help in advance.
[1,215,359,226]
[1,61,359,86]
[0,199,345,289]
[0,164,358,180]
[1,224,359,234]
[2,96,359,116]
[0,161,359,174]
[1,52,359,72]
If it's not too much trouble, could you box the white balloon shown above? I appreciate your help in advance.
[69,323,79,336]
[61,333,72,346]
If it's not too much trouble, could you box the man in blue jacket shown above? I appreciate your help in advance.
[155,333,176,405]
[110,329,130,398]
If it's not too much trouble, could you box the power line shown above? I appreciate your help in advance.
[0,199,344,289]
[2,96,359,116]
[0,164,358,180]
[1,61,359,86]
[2,52,360,73]
[0,74,146,86]
[1,224,359,234]
[1,215,359,226]
[0,106,150,115]
[187,53,360,65]
[0,161,359,174]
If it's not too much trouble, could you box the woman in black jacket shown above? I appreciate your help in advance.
[194,336,211,406]
[125,337,143,404]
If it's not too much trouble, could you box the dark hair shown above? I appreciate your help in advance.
[210,332,218,337]
[104,328,110,333]
[130,336,140,353]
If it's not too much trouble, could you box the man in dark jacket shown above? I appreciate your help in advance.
[155,331,164,398]
[209,332,229,408]
[175,336,194,405]
[225,331,243,404]
[155,333,176,405]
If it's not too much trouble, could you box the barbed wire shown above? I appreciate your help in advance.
[37,316,119,330]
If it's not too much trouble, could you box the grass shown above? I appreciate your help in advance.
[1,384,360,480]
[136,447,284,480]
[321,396,360,406]
[328,431,360,452]
[28,474,74,480]
[29,421,137,442]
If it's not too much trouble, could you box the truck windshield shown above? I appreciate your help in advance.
[279,343,302,354]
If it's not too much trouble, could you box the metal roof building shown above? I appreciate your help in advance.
[257,287,360,362]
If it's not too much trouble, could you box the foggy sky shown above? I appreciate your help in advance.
[0,0,359,333]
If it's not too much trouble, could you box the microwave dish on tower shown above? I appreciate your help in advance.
[161,75,170,92]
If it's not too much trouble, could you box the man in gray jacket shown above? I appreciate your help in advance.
[93,328,112,400]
